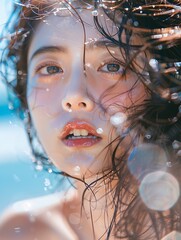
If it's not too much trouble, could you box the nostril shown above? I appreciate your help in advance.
[62,98,93,112]
[66,103,71,109]
[78,102,87,108]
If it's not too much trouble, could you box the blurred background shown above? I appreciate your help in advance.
[0,0,63,214]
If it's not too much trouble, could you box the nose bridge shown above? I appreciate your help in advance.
[62,59,94,112]
[68,60,85,93]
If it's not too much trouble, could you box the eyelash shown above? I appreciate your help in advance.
[35,62,63,76]
[98,61,125,75]
[35,60,125,78]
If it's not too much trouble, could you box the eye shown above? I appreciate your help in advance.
[46,66,62,74]
[99,62,123,74]
[36,64,63,75]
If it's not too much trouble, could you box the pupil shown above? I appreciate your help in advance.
[47,66,60,74]
[107,63,120,72]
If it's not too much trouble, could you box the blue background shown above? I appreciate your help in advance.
[0,0,65,214]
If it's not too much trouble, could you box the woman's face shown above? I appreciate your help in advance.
[27,8,147,179]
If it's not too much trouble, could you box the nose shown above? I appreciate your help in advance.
[62,95,94,112]
[61,65,94,112]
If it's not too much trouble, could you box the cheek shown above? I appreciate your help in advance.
[27,83,64,117]
[100,80,148,113]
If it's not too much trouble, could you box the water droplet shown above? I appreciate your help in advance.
[145,134,152,139]
[166,162,172,167]
[139,171,180,211]
[92,10,99,16]
[18,70,23,75]
[73,166,80,175]
[110,112,127,127]
[172,140,181,150]
[44,178,51,187]
[48,168,53,173]
[171,93,179,100]
[35,164,43,171]
[133,21,139,27]
[8,102,14,110]
[157,45,163,50]
[96,128,103,134]
[149,59,159,71]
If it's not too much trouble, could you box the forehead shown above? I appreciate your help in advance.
[28,8,117,59]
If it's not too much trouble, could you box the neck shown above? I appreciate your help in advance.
[72,174,118,239]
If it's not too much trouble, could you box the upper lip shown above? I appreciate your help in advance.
[59,120,102,139]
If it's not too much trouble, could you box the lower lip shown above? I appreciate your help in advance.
[62,137,101,147]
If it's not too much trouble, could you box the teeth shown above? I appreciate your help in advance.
[81,129,88,136]
[69,129,89,137]
[74,129,81,136]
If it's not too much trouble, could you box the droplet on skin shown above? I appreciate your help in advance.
[73,166,81,175]
[96,128,103,134]
[139,171,180,211]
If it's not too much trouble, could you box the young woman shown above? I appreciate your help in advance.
[0,0,181,239]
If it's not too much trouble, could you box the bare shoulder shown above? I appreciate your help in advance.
[0,192,64,221]
[0,190,79,240]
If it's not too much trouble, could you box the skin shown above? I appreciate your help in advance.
[27,8,147,180]
[0,7,148,240]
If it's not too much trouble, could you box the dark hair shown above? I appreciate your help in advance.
[1,0,181,239]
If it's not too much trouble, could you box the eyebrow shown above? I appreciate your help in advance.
[29,39,118,63]
[29,46,67,63]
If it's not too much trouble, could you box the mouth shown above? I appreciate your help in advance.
[59,120,102,147]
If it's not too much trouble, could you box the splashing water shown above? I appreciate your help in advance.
[139,171,180,211]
